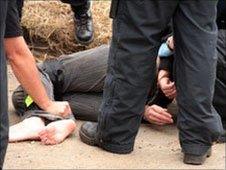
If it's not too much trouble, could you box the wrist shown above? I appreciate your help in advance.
[158,70,169,81]
[40,99,53,111]
[158,74,169,83]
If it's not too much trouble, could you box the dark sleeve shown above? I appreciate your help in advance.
[4,0,23,38]
[217,0,226,29]
[159,55,174,72]
[161,22,173,42]
[147,88,173,108]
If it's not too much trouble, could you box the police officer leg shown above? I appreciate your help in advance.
[61,0,93,44]
[213,29,226,123]
[80,0,178,154]
[173,0,223,164]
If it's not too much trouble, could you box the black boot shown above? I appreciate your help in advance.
[183,147,212,165]
[72,4,94,45]
[79,122,99,146]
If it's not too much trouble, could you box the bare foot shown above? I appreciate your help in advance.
[9,117,45,142]
[39,119,76,145]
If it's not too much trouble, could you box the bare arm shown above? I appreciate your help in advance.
[4,36,71,117]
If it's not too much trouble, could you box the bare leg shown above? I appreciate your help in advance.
[9,117,45,142]
[39,119,76,145]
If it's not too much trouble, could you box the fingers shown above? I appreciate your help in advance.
[165,90,177,99]
[159,79,177,99]
[145,105,174,125]
[151,105,172,119]
[167,36,174,50]
[61,102,72,117]
[161,81,175,91]
[148,119,166,126]
[150,109,173,123]
[46,101,72,118]
[163,87,176,99]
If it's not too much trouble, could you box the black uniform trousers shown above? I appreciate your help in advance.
[98,0,223,155]
[213,29,226,126]
[16,0,90,20]
[0,1,8,169]
[61,0,90,18]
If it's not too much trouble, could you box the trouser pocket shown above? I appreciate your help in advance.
[110,0,119,19]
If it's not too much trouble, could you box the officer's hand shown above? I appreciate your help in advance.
[144,105,173,125]
[45,101,72,118]
[167,36,174,50]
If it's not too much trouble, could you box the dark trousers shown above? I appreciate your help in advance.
[213,29,226,124]
[12,45,109,122]
[0,1,9,169]
[51,40,226,125]
[61,0,90,18]
[16,0,24,20]
[98,0,223,155]
[16,0,89,20]
[43,45,108,121]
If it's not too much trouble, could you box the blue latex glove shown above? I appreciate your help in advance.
[158,43,174,58]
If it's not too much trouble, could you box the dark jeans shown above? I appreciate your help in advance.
[97,0,223,155]
[0,1,9,169]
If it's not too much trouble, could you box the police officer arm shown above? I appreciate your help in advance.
[4,0,71,117]
[5,37,72,117]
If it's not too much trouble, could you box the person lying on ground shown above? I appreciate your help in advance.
[11,16,226,145]
[10,45,175,145]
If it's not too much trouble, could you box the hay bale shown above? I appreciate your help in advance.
[21,0,112,58]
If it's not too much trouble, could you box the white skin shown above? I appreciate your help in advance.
[158,70,177,99]
[166,36,174,50]
[144,105,173,125]
[9,117,76,145]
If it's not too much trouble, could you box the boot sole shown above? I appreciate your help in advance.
[183,148,212,165]
[79,128,97,146]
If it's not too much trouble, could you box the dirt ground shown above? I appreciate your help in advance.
[3,67,225,169]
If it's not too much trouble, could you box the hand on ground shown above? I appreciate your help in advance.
[144,105,173,125]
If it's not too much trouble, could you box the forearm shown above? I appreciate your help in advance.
[4,36,52,110]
